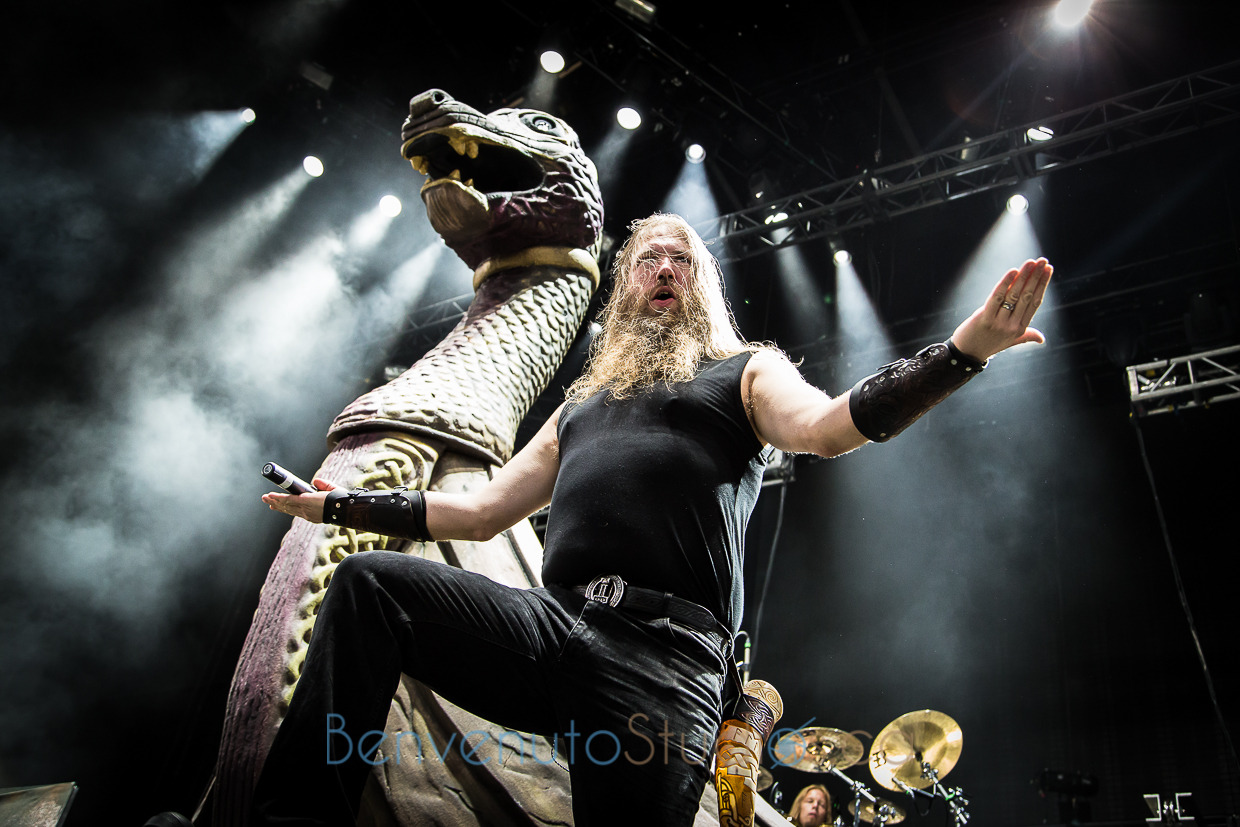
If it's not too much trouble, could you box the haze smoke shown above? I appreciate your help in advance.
[0,113,462,793]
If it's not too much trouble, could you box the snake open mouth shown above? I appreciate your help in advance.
[405,131,544,195]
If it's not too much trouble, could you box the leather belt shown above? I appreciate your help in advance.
[573,574,722,638]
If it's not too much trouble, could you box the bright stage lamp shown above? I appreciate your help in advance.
[303,156,324,178]
[1007,193,1029,214]
[617,107,642,130]
[380,195,402,216]
[540,50,566,74]
[1053,0,1093,28]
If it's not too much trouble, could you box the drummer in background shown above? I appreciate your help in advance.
[788,784,833,826]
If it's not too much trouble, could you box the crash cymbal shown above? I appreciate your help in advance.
[868,710,962,791]
[757,766,773,791]
[771,727,865,772]
[848,798,906,824]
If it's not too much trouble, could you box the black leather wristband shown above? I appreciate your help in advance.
[848,339,986,443]
[322,486,433,542]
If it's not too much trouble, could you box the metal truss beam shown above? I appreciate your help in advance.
[360,293,473,370]
[1127,344,1240,417]
[697,60,1240,262]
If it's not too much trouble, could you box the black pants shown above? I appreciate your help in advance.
[251,551,732,826]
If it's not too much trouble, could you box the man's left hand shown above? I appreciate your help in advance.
[951,257,1053,362]
[262,477,336,523]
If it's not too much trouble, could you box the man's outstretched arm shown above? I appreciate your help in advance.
[261,405,563,542]
[745,258,1053,457]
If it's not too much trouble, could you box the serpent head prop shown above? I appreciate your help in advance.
[401,88,603,285]
[327,90,603,463]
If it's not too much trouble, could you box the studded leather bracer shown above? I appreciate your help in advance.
[848,339,987,443]
[322,486,433,541]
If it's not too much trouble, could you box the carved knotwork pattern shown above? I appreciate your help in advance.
[735,696,776,742]
[741,679,784,723]
[715,723,762,827]
[280,436,438,707]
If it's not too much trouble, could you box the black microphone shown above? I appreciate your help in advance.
[262,462,314,494]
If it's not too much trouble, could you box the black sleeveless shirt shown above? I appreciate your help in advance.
[543,351,768,634]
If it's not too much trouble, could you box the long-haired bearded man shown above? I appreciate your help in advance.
[256,213,1052,826]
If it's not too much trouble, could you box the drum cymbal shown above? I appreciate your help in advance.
[771,727,865,772]
[848,798,907,824]
[757,766,773,791]
[868,709,962,791]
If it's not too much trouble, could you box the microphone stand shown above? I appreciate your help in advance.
[891,763,970,826]
[827,766,878,827]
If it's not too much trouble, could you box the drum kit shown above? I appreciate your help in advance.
[765,709,970,827]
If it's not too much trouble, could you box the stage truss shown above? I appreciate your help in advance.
[695,60,1240,262]
[1127,343,1240,417]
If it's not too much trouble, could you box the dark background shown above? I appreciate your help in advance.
[1,1,1237,825]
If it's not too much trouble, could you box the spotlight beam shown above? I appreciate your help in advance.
[660,155,721,226]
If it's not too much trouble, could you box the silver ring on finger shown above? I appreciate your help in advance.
[1000,300,1016,311]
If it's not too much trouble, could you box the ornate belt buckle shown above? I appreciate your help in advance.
[583,574,625,607]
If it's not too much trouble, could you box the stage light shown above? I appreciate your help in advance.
[540,50,566,74]
[617,107,642,130]
[1007,193,1029,214]
[763,211,789,225]
[303,156,324,178]
[685,143,706,164]
[749,171,772,201]
[240,108,257,124]
[615,0,656,24]
[380,195,402,217]
[834,249,852,265]
[1026,125,1054,142]
[1053,0,1093,27]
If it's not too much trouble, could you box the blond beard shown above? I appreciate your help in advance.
[570,286,716,400]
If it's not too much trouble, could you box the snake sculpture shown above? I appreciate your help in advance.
[210,89,603,826]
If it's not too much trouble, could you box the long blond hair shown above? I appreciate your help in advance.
[788,784,832,827]
[565,213,774,403]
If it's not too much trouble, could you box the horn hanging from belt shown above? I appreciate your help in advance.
[715,680,783,827]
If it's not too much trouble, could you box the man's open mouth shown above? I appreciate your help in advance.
[649,287,679,311]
